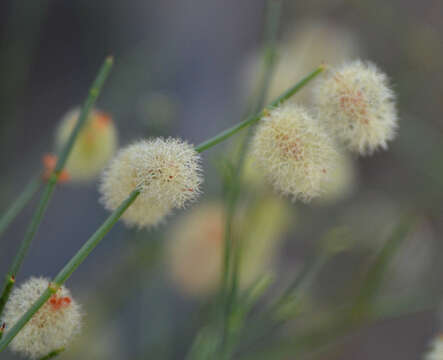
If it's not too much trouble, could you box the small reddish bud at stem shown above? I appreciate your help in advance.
[42,154,70,183]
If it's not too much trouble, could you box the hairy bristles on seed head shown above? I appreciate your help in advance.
[1,277,82,359]
[99,138,203,228]
[313,60,398,155]
[425,334,443,360]
[55,107,118,181]
[251,104,339,202]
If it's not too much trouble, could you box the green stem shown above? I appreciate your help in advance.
[0,190,139,353]
[0,177,42,239]
[219,1,283,358]
[195,65,324,153]
[37,348,65,360]
[0,57,113,317]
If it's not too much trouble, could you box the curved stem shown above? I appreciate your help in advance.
[0,190,139,352]
[0,176,41,239]
[0,57,113,317]
[194,65,325,153]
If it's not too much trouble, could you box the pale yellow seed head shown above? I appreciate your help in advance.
[99,138,203,228]
[314,60,398,155]
[166,198,291,297]
[425,335,443,360]
[1,277,82,359]
[251,104,340,202]
[56,108,118,181]
[243,20,360,104]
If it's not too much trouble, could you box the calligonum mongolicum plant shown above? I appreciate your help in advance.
[1,3,419,359]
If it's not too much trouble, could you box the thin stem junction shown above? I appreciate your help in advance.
[0,56,113,317]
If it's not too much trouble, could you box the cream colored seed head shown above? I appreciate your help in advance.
[56,108,118,181]
[243,20,360,104]
[99,138,203,228]
[314,60,398,155]
[1,277,82,359]
[425,335,443,360]
[251,104,339,202]
[166,198,291,297]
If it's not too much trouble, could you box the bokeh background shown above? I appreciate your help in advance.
[0,0,442,359]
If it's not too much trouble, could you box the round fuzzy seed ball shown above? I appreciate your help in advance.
[314,60,398,155]
[1,277,82,359]
[251,104,339,202]
[99,138,203,228]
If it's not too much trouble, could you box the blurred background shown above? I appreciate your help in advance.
[0,0,442,359]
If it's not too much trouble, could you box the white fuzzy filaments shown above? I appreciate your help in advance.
[425,335,443,360]
[1,277,82,359]
[314,60,397,155]
[251,104,339,202]
[100,138,203,228]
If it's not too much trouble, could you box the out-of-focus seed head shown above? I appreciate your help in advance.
[425,334,443,360]
[1,277,82,359]
[99,138,203,228]
[55,108,118,181]
[166,198,291,297]
[243,20,361,104]
[251,104,340,202]
[314,60,398,155]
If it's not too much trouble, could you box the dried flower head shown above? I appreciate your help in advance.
[55,108,118,181]
[251,104,339,202]
[1,277,81,359]
[425,335,443,360]
[314,60,398,155]
[100,138,203,228]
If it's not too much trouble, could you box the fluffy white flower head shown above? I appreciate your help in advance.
[425,335,443,360]
[1,277,81,359]
[56,108,118,181]
[251,104,339,202]
[100,138,203,228]
[314,60,397,155]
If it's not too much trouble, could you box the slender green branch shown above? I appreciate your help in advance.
[55,57,113,172]
[0,57,113,317]
[195,65,325,153]
[219,2,283,358]
[0,190,139,353]
[37,348,65,360]
[0,177,42,239]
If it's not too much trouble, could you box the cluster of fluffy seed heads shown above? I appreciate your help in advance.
[314,60,397,155]
[251,104,339,202]
[100,138,202,228]
[1,277,81,359]
[55,108,118,181]
[425,335,443,360]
